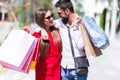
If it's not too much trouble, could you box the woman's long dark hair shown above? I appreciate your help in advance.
[35,8,62,60]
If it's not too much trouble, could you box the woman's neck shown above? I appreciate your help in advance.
[45,26,50,32]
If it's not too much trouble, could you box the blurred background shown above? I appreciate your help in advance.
[0,0,120,80]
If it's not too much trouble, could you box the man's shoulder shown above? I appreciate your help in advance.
[54,18,62,23]
[53,18,63,28]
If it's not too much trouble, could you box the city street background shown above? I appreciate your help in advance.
[0,0,120,80]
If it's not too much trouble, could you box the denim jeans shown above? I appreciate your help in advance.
[61,67,88,80]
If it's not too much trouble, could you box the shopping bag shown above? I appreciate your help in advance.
[20,46,36,73]
[4,47,35,73]
[4,39,39,73]
[0,29,37,73]
[83,16,110,49]
[30,39,40,70]
[79,23,102,58]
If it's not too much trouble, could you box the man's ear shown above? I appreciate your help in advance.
[65,8,70,14]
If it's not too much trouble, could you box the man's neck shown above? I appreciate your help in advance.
[68,13,77,25]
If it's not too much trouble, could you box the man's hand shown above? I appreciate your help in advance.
[41,28,49,40]
[76,17,82,24]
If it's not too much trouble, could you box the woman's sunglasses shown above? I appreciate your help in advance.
[44,13,53,19]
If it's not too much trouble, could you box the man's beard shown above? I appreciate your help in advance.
[62,17,68,24]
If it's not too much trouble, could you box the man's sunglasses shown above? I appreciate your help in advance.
[44,13,53,19]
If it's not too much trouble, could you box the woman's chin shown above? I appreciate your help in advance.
[50,23,53,26]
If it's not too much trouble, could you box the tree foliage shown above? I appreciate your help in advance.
[14,0,53,28]
[118,0,120,9]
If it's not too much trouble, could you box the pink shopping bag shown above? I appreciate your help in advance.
[0,29,37,73]
[21,39,40,73]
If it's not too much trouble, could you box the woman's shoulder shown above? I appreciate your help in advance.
[32,32,40,38]
[54,28,60,33]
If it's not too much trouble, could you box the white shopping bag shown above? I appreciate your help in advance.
[0,29,37,73]
[83,16,110,49]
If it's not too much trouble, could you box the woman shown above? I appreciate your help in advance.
[33,8,62,80]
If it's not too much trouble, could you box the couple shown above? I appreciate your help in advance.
[25,0,89,80]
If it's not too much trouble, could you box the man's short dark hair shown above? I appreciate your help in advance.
[55,0,61,7]
[59,0,74,13]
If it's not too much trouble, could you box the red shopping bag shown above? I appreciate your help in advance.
[0,29,37,73]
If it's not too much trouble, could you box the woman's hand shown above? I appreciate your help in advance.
[23,26,31,33]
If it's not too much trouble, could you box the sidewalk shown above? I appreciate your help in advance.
[0,69,35,80]
[88,38,120,80]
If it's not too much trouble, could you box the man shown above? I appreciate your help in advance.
[55,0,62,18]
[54,0,89,80]
[54,0,68,25]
